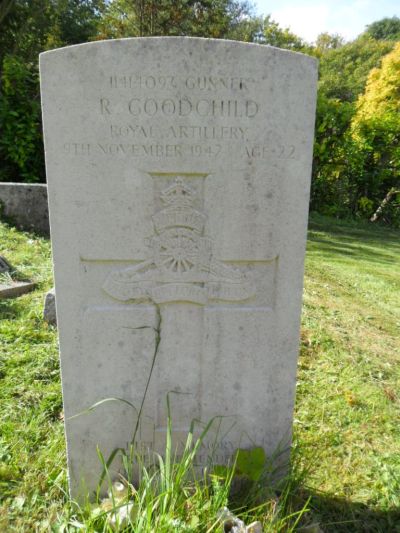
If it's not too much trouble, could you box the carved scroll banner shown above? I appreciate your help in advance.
[40,38,317,498]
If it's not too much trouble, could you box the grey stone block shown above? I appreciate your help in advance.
[0,183,49,236]
[43,287,57,325]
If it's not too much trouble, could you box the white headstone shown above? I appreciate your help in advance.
[40,37,317,498]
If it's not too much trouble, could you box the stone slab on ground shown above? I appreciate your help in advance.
[43,287,57,325]
[40,37,317,498]
[0,281,36,299]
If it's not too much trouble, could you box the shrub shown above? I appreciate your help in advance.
[0,55,45,183]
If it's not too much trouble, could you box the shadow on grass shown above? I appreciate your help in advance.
[308,215,400,250]
[307,235,399,267]
[304,489,400,533]
[0,295,31,320]
[307,214,400,268]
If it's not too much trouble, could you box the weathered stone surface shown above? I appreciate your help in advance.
[40,37,317,498]
[0,183,49,236]
[43,287,57,325]
[246,521,263,533]
[0,281,35,299]
[0,256,11,273]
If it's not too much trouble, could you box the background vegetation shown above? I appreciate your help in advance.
[0,1,399,225]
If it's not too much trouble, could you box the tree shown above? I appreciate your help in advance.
[318,34,393,102]
[261,15,308,51]
[0,1,53,65]
[98,0,259,41]
[315,32,344,53]
[350,42,400,224]
[0,1,104,66]
[312,26,397,220]
[0,56,44,182]
[310,94,356,215]
[46,0,104,48]
[0,1,103,182]
[366,16,400,41]
[0,0,15,25]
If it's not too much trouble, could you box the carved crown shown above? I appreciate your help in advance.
[152,178,206,234]
[161,177,195,207]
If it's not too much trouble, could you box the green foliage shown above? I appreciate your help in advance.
[0,1,104,182]
[357,196,374,216]
[0,0,104,64]
[313,33,399,223]
[318,34,393,102]
[0,1,54,65]
[314,32,344,52]
[350,42,400,225]
[0,56,44,182]
[311,94,356,215]
[98,0,258,40]
[366,16,400,41]
[45,0,105,49]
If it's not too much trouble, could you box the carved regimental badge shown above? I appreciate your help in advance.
[103,176,255,305]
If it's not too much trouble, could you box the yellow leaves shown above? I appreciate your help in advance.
[350,41,400,181]
[353,41,400,126]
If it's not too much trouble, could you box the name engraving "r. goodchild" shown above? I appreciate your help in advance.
[100,97,259,118]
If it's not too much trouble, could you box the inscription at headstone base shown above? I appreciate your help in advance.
[40,37,317,498]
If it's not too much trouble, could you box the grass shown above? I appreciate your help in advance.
[295,214,400,531]
[0,214,399,531]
